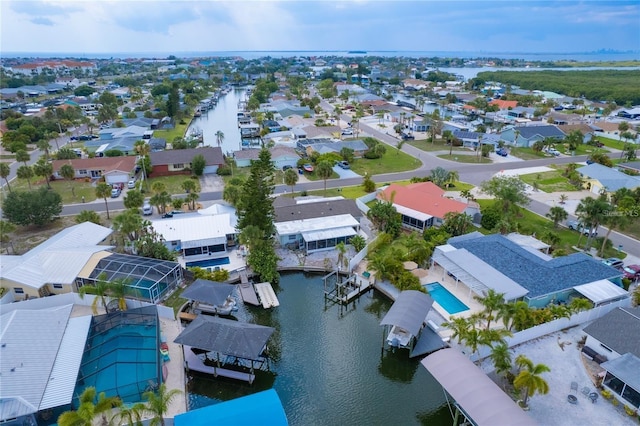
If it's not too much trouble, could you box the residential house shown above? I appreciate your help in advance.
[582,307,640,410]
[489,99,518,110]
[557,123,596,144]
[377,182,480,231]
[98,125,148,141]
[617,108,640,119]
[0,222,113,300]
[500,125,565,147]
[150,147,224,176]
[52,156,137,184]
[273,197,363,252]
[233,146,300,169]
[297,139,369,158]
[151,212,238,264]
[577,163,640,195]
[434,233,625,307]
[452,131,501,149]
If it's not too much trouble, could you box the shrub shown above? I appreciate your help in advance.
[216,165,232,176]
[601,389,613,399]
[364,150,381,159]
[624,405,636,416]
[480,207,501,231]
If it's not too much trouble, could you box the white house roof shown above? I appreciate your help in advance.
[301,226,357,242]
[392,203,433,222]
[0,305,89,414]
[573,279,629,305]
[152,214,237,247]
[0,222,113,289]
[275,214,358,236]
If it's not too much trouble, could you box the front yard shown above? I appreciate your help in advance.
[519,170,579,193]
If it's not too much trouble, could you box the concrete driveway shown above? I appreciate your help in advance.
[333,165,361,179]
[199,174,224,192]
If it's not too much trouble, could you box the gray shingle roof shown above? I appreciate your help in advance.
[577,163,640,191]
[449,234,622,298]
[275,199,362,222]
[583,307,640,357]
[515,125,565,139]
[150,146,224,166]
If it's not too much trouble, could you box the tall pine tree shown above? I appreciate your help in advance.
[237,148,279,283]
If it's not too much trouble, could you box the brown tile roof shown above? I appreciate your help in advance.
[489,99,518,109]
[378,182,468,219]
[52,156,137,173]
[557,124,594,135]
[150,147,224,166]
[593,121,621,132]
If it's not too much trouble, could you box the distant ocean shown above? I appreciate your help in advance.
[3,50,640,62]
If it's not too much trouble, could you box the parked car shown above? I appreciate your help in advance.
[602,257,624,269]
[161,212,173,219]
[622,264,640,281]
[401,133,415,140]
[282,165,293,171]
[341,129,353,136]
[142,202,153,216]
[545,148,561,156]
[110,187,121,198]
[127,179,136,189]
[337,161,350,169]
[496,148,508,157]
[567,220,598,237]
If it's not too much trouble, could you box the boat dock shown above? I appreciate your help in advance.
[253,283,280,308]
[183,345,255,384]
[324,272,372,305]
[238,269,260,306]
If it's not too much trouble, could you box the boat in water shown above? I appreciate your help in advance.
[192,296,238,316]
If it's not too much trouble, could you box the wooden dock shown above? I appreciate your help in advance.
[178,312,197,322]
[253,282,280,308]
[238,269,260,306]
[324,272,372,305]
[183,346,255,384]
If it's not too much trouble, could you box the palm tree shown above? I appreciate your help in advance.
[186,192,199,211]
[95,182,112,219]
[78,273,112,314]
[33,158,53,189]
[513,355,550,408]
[107,277,132,311]
[447,170,460,189]
[113,402,147,426]
[489,342,512,382]
[559,194,568,205]
[335,241,347,272]
[134,140,150,191]
[284,168,298,196]
[181,178,197,194]
[545,206,568,229]
[497,302,518,331]
[473,289,505,330]
[60,163,76,197]
[16,149,30,168]
[316,160,333,195]
[16,165,34,190]
[142,383,182,426]
[151,181,166,195]
[215,130,225,147]
[575,196,611,249]
[0,162,12,193]
[445,316,472,344]
[57,387,122,426]
[150,191,172,215]
[599,208,629,257]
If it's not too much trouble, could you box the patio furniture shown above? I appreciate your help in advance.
[581,387,591,397]
[567,394,578,404]
[589,392,599,404]
[570,382,578,394]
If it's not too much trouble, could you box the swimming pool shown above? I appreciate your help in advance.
[186,257,230,269]
[424,282,470,315]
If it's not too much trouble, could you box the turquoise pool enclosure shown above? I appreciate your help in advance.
[75,306,162,404]
[79,253,183,303]
[424,282,470,315]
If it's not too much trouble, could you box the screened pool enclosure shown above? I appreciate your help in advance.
[80,253,183,303]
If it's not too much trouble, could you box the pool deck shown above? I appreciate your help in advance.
[159,316,188,418]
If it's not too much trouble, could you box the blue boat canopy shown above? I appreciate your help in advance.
[174,389,288,426]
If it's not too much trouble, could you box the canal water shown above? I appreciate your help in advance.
[188,87,247,155]
[186,272,451,426]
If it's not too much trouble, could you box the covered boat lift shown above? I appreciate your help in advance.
[380,290,444,357]
[422,348,537,426]
[175,315,274,384]
[180,279,237,317]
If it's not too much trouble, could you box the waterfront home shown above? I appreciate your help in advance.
[377,182,480,231]
[433,232,627,307]
[233,146,300,169]
[296,138,369,158]
[273,197,363,253]
[149,146,224,176]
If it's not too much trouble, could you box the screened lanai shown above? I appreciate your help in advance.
[432,246,529,302]
[81,253,183,303]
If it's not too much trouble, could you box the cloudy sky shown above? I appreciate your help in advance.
[2,1,639,55]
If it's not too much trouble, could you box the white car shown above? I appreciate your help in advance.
[546,148,561,156]
[127,179,136,189]
[341,129,353,136]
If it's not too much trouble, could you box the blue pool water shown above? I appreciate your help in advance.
[424,282,470,314]
[186,257,231,268]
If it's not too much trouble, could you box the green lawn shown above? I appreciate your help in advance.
[146,174,200,195]
[437,154,492,163]
[519,170,579,192]
[153,121,190,143]
[509,147,547,160]
[350,151,422,175]
[476,199,625,259]
[10,178,101,204]
[162,286,187,315]
[595,135,627,150]
[408,139,468,152]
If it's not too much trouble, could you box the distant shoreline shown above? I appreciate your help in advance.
[2,50,639,62]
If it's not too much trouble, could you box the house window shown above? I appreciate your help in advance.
[173,163,185,169]
[13,288,24,294]
[78,169,87,175]
[52,283,63,289]
[288,235,297,241]
[171,241,178,246]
